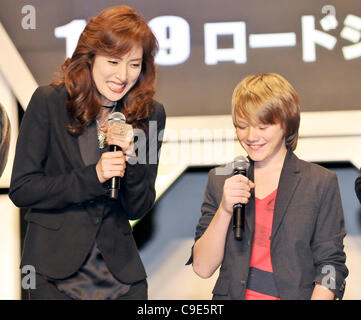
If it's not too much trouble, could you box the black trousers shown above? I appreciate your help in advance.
[27,274,148,300]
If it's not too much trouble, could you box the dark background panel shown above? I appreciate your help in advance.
[0,0,360,116]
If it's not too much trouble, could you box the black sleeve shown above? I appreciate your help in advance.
[9,87,107,210]
[118,102,166,220]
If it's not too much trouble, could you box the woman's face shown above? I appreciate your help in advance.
[92,45,143,105]
[235,118,287,168]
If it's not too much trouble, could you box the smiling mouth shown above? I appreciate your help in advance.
[247,144,266,150]
[108,81,127,93]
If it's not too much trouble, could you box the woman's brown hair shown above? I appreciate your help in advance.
[232,73,300,150]
[52,5,158,133]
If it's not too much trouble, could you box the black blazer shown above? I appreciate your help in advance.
[189,149,348,299]
[9,85,166,283]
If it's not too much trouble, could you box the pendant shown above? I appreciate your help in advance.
[98,130,106,149]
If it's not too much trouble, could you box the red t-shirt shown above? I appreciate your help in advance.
[245,188,280,300]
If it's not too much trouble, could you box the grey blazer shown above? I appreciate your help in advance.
[189,149,348,300]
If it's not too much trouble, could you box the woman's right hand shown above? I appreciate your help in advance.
[220,175,255,215]
[95,151,126,183]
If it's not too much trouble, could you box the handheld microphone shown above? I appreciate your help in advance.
[108,112,126,200]
[232,156,250,241]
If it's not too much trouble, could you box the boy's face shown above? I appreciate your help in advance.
[235,118,287,168]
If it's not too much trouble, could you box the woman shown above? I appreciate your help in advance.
[10,5,166,300]
[188,73,348,300]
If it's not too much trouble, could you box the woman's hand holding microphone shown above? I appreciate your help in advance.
[96,122,134,183]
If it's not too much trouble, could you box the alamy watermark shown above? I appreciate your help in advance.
[124,121,238,176]
[21,5,36,30]
[321,265,336,290]
[21,265,36,290]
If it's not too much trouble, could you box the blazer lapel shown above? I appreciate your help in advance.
[77,120,110,218]
[63,131,85,168]
[54,85,85,168]
[270,149,301,242]
[246,159,255,235]
[78,121,102,166]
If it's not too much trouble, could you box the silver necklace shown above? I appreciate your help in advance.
[96,105,116,149]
